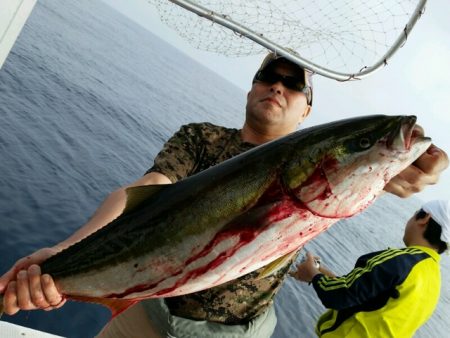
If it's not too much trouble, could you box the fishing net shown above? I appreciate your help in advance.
[148,0,426,80]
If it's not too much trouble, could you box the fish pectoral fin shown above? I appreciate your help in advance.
[69,295,138,318]
[123,184,170,215]
[255,250,299,280]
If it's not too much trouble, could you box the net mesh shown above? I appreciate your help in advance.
[148,0,423,75]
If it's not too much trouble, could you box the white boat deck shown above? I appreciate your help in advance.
[0,321,64,338]
[0,0,37,69]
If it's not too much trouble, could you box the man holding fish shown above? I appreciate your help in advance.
[0,53,448,337]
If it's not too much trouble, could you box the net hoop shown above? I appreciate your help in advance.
[162,0,427,81]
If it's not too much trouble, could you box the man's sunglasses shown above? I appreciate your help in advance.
[254,70,312,105]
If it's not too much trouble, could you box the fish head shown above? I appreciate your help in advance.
[283,115,431,218]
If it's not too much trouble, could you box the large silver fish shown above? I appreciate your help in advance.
[0,115,431,316]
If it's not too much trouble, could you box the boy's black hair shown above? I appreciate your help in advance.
[416,209,448,254]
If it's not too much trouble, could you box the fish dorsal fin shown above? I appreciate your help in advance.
[256,250,299,280]
[123,184,169,215]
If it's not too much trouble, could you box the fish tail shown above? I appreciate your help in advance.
[69,295,137,318]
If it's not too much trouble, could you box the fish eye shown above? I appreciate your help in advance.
[347,136,373,152]
[359,137,372,149]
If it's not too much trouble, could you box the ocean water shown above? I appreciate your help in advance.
[0,1,448,337]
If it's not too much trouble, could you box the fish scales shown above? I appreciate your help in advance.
[0,115,431,317]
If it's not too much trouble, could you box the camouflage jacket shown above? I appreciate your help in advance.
[147,122,299,324]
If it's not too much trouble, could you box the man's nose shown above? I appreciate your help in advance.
[270,80,284,94]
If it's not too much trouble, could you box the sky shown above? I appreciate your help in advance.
[101,0,449,203]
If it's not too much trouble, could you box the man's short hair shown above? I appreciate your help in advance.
[253,52,313,106]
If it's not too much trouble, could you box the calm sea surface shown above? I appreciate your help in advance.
[0,1,448,337]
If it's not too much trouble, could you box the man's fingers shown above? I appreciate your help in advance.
[398,165,434,186]
[384,166,433,197]
[0,268,16,293]
[0,255,38,293]
[53,297,66,309]
[0,259,26,292]
[383,176,412,197]
[384,143,448,198]
[414,144,449,175]
[28,265,50,308]
[305,252,317,264]
[41,274,63,307]
[4,281,19,315]
[2,272,63,315]
[16,270,35,310]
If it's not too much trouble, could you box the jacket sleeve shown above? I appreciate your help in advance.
[311,249,409,310]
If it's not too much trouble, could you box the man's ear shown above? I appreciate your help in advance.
[303,105,312,119]
[418,214,432,228]
[298,105,311,124]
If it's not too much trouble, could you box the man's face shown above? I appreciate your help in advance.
[245,62,311,134]
[403,211,430,245]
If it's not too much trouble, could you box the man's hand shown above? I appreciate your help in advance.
[0,248,65,315]
[384,144,449,198]
[289,252,322,283]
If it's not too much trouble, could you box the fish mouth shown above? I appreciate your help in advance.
[387,116,431,150]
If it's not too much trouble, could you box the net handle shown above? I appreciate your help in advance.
[168,0,427,81]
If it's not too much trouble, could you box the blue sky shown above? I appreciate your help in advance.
[102,0,449,202]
